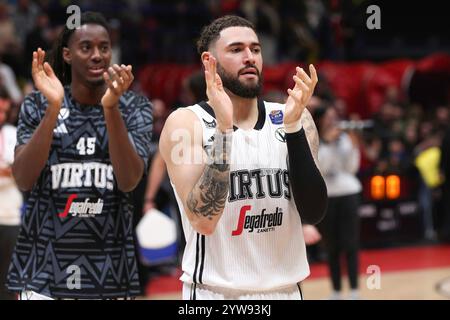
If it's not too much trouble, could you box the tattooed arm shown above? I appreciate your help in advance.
[161,54,234,235]
[300,108,320,167]
[160,109,232,235]
[186,127,232,220]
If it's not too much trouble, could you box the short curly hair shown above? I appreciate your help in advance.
[197,15,256,55]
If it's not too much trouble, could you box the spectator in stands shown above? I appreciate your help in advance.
[0,2,19,56]
[12,0,41,48]
[240,0,280,65]
[439,127,450,242]
[359,135,382,175]
[434,105,450,134]
[385,137,409,174]
[0,88,22,300]
[414,131,443,241]
[403,120,419,155]
[0,2,22,79]
[175,71,205,111]
[0,57,23,106]
[24,12,52,79]
[372,102,397,143]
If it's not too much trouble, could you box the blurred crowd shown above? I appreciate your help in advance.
[309,81,450,243]
[2,0,446,79]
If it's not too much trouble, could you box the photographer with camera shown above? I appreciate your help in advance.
[313,105,362,300]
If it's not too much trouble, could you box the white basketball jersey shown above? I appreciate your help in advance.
[173,100,309,291]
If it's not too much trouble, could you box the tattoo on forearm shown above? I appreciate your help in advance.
[301,109,320,164]
[187,129,232,219]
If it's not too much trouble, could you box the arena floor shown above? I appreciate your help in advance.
[144,244,450,300]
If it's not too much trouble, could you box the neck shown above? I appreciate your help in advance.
[70,80,106,105]
[227,90,259,130]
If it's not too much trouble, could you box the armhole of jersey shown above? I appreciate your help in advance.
[63,91,69,110]
[184,104,216,145]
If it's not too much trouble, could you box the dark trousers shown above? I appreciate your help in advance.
[318,193,360,291]
[440,186,450,242]
[0,224,20,300]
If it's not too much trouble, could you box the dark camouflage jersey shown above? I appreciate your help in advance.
[7,87,152,299]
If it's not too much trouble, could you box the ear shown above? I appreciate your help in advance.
[62,47,71,65]
[201,51,212,69]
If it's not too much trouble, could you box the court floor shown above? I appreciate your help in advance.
[145,244,450,300]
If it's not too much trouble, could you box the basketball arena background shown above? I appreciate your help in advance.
[0,0,449,301]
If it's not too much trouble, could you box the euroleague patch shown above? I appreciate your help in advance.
[269,110,283,124]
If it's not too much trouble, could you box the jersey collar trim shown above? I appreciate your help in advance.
[198,99,266,131]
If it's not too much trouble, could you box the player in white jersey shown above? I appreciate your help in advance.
[159,15,327,300]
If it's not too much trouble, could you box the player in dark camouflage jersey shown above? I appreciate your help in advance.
[6,12,152,299]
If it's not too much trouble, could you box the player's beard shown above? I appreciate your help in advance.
[217,63,263,98]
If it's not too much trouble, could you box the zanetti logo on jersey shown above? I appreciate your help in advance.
[232,205,284,236]
[58,194,104,218]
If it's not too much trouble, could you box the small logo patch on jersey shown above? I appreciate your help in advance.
[275,127,286,142]
[269,110,283,125]
[54,124,68,134]
[58,108,70,120]
[54,108,70,134]
[203,135,215,154]
[203,118,217,129]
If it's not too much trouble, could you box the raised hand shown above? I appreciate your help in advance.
[31,48,64,108]
[284,64,318,128]
[203,55,233,132]
[101,64,134,108]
